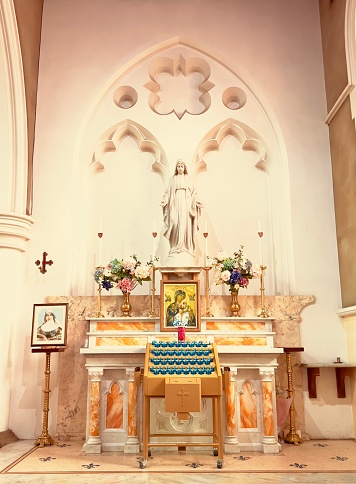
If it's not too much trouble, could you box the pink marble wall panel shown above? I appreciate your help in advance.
[106,382,123,429]
[239,381,258,428]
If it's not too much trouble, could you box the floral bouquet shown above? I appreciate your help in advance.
[94,255,156,293]
[210,246,260,292]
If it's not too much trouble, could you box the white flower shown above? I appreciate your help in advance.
[103,267,111,277]
[221,270,231,282]
[251,264,262,278]
[216,251,228,262]
[134,264,150,280]
[122,256,136,273]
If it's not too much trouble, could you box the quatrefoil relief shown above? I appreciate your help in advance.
[144,54,215,119]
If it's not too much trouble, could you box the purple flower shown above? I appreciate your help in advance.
[102,279,113,291]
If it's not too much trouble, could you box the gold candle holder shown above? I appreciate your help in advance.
[35,350,57,447]
[149,265,158,317]
[203,266,213,317]
[284,348,304,445]
[258,265,269,318]
[95,265,105,318]
[202,231,213,317]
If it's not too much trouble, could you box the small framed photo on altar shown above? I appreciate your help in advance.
[31,303,68,347]
[160,281,200,332]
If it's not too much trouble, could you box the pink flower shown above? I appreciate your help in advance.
[240,277,249,287]
[118,277,135,293]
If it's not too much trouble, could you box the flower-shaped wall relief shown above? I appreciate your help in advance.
[144,54,215,119]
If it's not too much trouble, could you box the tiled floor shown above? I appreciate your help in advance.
[1,440,356,483]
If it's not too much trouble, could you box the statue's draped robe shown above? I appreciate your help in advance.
[162,174,200,256]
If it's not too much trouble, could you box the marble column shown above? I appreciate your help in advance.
[83,368,103,454]
[124,367,140,453]
[223,368,239,453]
[259,368,280,454]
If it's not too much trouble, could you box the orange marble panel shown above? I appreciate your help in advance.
[239,381,258,428]
[225,381,236,436]
[207,321,266,331]
[128,381,138,437]
[97,322,155,331]
[262,381,274,436]
[106,382,123,429]
[89,381,100,437]
[214,337,267,346]
[96,337,148,346]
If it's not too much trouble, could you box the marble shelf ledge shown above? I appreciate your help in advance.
[86,317,160,322]
[301,362,356,398]
[86,330,277,336]
[201,316,275,321]
[80,346,283,355]
[85,316,275,321]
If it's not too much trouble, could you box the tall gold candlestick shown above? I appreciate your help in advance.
[283,348,304,445]
[35,351,57,447]
[95,266,105,318]
[258,265,269,318]
[203,266,213,317]
[149,265,158,317]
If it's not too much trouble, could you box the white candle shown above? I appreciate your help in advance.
[204,221,208,233]
[258,219,263,266]
[98,220,103,266]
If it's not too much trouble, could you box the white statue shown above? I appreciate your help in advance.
[161,160,202,265]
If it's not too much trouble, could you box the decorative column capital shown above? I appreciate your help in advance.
[0,212,34,252]
[126,367,136,380]
[88,368,103,381]
[259,368,275,381]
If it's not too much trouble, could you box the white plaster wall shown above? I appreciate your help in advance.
[8,0,352,439]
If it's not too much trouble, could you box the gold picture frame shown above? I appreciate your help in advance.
[31,303,68,347]
[160,280,200,332]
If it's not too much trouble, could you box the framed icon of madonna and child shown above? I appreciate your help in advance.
[31,303,68,347]
[160,281,200,332]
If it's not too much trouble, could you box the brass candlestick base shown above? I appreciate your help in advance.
[35,351,57,448]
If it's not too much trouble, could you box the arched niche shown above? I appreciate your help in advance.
[68,37,293,297]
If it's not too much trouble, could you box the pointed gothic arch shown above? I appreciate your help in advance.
[68,36,293,295]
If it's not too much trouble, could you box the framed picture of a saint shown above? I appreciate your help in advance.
[160,281,200,332]
[31,303,68,347]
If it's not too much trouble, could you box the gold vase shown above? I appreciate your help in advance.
[230,289,240,317]
[121,292,132,317]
